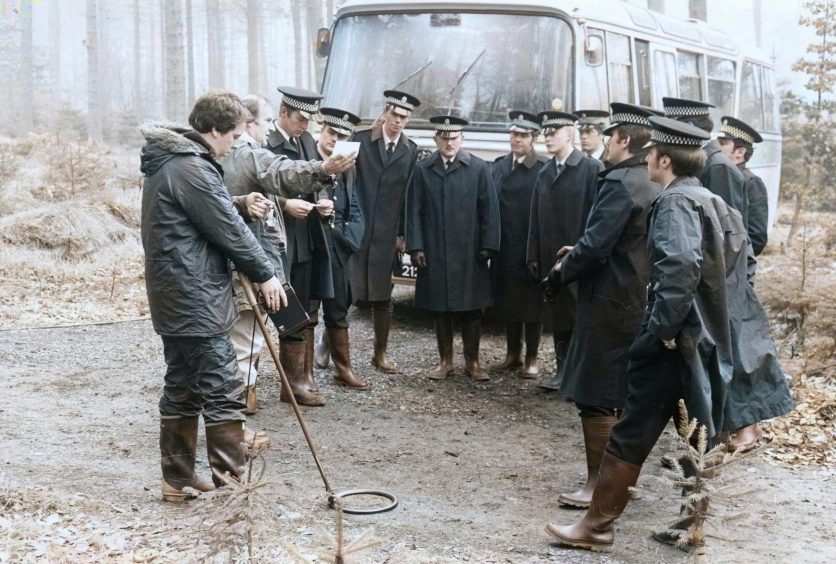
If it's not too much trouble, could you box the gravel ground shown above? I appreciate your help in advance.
[1,291,834,563]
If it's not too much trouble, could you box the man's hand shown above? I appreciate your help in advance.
[256,277,287,312]
[323,152,357,175]
[526,261,540,280]
[244,192,273,220]
[283,198,315,219]
[315,198,334,217]
[477,249,495,265]
[396,236,406,253]
[556,245,574,260]
[411,250,427,269]
[662,337,677,350]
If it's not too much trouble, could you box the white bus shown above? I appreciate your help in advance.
[315,0,781,278]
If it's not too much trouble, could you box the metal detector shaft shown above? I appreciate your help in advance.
[238,273,333,497]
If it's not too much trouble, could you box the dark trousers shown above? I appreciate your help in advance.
[158,334,245,424]
[322,259,350,329]
[606,345,702,466]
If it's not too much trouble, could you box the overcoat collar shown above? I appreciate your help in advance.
[266,127,298,156]
[429,149,471,177]
[598,154,646,178]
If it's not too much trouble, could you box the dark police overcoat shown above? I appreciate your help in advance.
[266,128,334,302]
[701,140,748,228]
[742,167,769,256]
[720,207,793,432]
[489,150,548,322]
[348,123,418,302]
[526,149,603,332]
[325,167,365,304]
[406,150,500,312]
[636,176,735,437]
[559,156,661,409]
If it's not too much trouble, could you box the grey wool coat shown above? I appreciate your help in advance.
[139,123,275,337]
[406,150,500,312]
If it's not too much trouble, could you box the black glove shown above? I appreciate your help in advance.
[540,276,556,302]
[526,261,540,281]
[411,250,427,269]
[477,249,495,265]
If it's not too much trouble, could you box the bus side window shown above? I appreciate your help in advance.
[677,51,704,101]
[653,50,678,105]
[740,61,765,130]
[606,32,634,103]
[635,40,652,107]
[707,56,735,115]
[762,66,779,132]
[578,28,608,109]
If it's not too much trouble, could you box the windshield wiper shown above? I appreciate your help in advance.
[448,49,486,99]
[395,59,433,89]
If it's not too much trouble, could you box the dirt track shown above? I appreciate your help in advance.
[1,293,834,563]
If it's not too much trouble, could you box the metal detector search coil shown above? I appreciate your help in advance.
[329,488,398,515]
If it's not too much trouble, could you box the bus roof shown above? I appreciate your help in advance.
[335,0,773,63]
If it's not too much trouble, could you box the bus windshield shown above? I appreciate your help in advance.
[321,12,574,130]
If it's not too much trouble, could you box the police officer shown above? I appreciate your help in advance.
[546,117,736,553]
[312,107,368,390]
[349,90,421,374]
[266,86,341,407]
[490,111,548,377]
[545,103,662,509]
[576,109,610,163]
[663,97,748,227]
[527,111,603,391]
[406,115,500,381]
[717,116,769,256]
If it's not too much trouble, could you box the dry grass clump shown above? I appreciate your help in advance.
[0,201,137,260]
[0,142,22,186]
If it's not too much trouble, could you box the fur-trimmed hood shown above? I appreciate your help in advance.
[139,121,208,176]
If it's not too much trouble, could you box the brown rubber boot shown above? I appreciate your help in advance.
[559,416,618,508]
[244,385,257,415]
[279,340,325,407]
[546,451,642,552]
[315,328,331,369]
[522,321,542,379]
[371,302,398,373]
[205,420,248,487]
[160,416,215,502]
[428,314,454,380]
[328,327,368,389]
[462,314,488,381]
[302,326,320,394]
[651,499,708,553]
[496,321,523,370]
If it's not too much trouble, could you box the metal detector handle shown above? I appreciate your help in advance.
[237,273,334,497]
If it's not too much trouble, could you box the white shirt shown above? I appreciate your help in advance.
[382,129,401,150]
[590,145,605,161]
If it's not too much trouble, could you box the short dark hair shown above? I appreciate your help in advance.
[675,115,714,134]
[188,90,251,134]
[580,124,605,135]
[614,124,651,154]
[720,137,754,163]
[653,143,706,177]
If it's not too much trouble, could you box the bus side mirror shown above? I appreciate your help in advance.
[315,28,331,58]
[584,33,604,67]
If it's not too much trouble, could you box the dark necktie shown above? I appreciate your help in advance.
[387,141,395,155]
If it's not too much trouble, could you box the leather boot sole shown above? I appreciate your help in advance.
[280,390,325,407]
[545,523,613,553]
[161,478,214,502]
[371,359,398,374]
[557,492,591,509]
